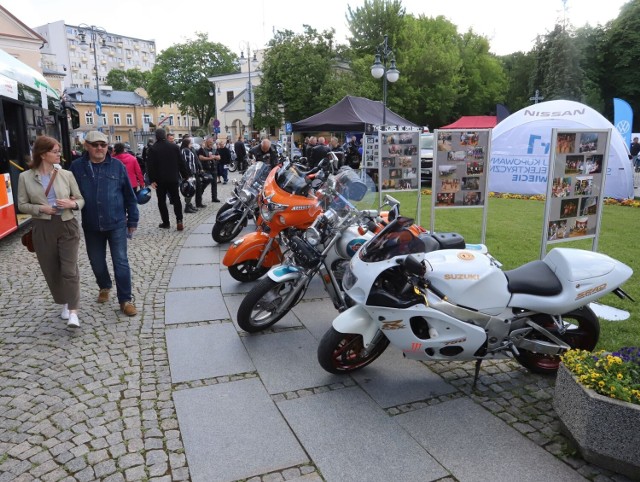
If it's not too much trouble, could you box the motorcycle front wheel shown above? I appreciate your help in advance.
[237,277,304,332]
[515,307,599,375]
[212,215,246,243]
[227,160,238,172]
[228,259,269,282]
[317,327,389,374]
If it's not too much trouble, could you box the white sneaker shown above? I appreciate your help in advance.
[60,304,70,320]
[67,313,80,328]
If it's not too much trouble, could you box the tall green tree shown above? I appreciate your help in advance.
[396,15,465,127]
[499,51,537,112]
[253,26,354,128]
[535,24,583,101]
[146,33,236,129]
[105,69,150,91]
[346,0,406,56]
[599,0,640,126]
[454,31,507,118]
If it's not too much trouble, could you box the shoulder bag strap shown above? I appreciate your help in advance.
[44,168,58,196]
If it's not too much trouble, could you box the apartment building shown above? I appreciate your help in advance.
[34,20,156,92]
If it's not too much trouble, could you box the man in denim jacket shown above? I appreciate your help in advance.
[70,131,140,316]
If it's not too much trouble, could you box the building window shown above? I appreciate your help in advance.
[177,116,182,127]
[126,113,133,125]
[168,115,174,126]
[227,91,234,103]
[101,114,108,126]
[143,114,151,124]
[113,113,121,125]
[115,135,122,142]
[85,112,94,125]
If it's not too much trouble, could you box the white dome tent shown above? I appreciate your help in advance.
[490,100,634,199]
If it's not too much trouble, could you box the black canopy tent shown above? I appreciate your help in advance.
[291,95,418,132]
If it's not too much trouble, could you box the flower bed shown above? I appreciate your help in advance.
[553,349,640,480]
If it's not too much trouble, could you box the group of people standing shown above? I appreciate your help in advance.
[302,135,361,168]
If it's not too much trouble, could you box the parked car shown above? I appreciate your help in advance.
[420,133,434,185]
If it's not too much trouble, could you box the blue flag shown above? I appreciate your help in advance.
[613,98,633,149]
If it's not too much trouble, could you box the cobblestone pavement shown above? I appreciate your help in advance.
[0,172,634,482]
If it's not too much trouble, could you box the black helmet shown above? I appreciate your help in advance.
[180,179,196,197]
[136,187,152,204]
[199,171,214,186]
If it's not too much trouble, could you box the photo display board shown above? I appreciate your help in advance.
[432,129,491,208]
[541,129,610,255]
[378,129,420,191]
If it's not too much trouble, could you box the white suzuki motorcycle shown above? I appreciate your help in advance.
[317,208,633,378]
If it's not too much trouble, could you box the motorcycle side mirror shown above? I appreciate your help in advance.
[388,204,399,221]
[403,254,426,277]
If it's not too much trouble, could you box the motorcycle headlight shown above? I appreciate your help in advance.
[304,227,322,246]
[260,201,287,222]
[239,188,255,204]
[342,263,358,291]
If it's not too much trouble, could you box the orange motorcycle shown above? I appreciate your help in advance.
[223,157,334,282]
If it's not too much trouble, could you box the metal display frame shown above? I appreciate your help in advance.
[540,128,611,258]
[430,129,492,243]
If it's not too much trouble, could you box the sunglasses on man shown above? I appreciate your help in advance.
[88,142,108,148]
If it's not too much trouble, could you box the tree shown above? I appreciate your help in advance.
[346,0,406,56]
[599,0,640,127]
[146,33,237,129]
[253,26,355,128]
[499,51,537,112]
[535,24,583,101]
[105,69,150,91]
[454,31,507,118]
[395,15,465,127]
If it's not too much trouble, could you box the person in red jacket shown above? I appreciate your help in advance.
[113,143,145,193]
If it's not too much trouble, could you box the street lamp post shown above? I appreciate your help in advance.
[78,25,110,129]
[239,43,258,141]
[370,35,400,128]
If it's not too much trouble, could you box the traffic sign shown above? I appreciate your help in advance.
[95,101,102,116]
[214,127,220,133]
[213,119,220,128]
[285,122,292,134]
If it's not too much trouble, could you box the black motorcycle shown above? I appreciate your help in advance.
[211,161,272,243]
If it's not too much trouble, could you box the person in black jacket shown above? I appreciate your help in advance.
[216,139,232,184]
[309,136,331,168]
[147,128,190,231]
[249,138,279,167]
[234,136,248,173]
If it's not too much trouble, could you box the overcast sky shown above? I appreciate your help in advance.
[3,0,629,56]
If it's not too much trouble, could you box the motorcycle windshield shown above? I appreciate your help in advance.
[360,216,425,262]
[243,161,271,187]
[276,164,311,195]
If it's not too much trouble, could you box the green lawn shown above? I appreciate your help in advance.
[378,191,640,351]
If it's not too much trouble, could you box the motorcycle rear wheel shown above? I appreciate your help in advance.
[228,259,269,282]
[227,160,238,172]
[237,277,304,332]
[212,217,246,243]
[515,307,599,375]
[317,327,389,374]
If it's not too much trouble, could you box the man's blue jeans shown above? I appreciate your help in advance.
[84,227,132,303]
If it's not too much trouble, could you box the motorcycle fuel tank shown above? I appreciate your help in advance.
[423,249,510,314]
[334,226,373,259]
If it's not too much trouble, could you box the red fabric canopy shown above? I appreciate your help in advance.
[440,116,497,129]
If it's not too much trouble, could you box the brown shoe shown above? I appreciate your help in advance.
[97,288,110,303]
[120,301,137,316]
[177,222,184,231]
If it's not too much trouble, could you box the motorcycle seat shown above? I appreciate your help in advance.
[418,233,441,253]
[504,260,562,296]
